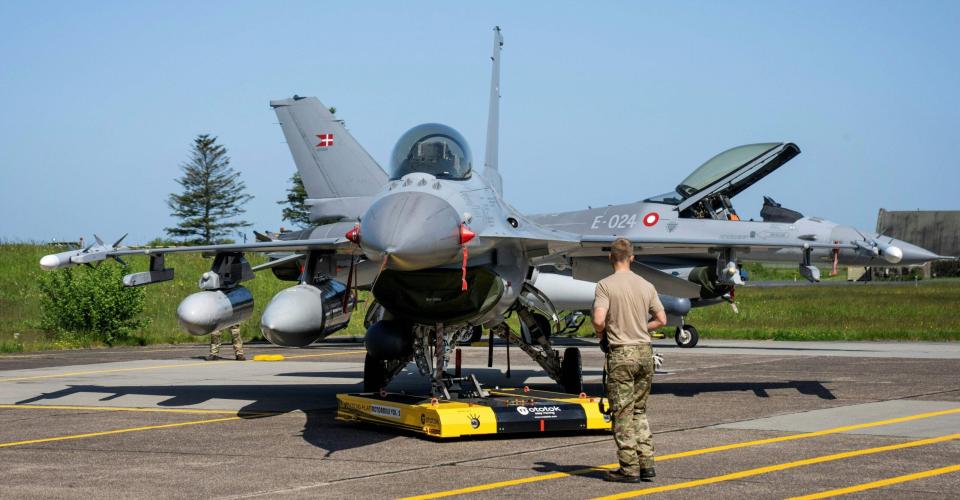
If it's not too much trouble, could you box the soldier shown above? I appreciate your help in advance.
[206,323,245,361]
[592,237,666,483]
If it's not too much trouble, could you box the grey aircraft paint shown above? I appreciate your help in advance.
[39,27,946,394]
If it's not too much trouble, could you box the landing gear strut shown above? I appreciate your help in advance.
[489,319,583,394]
[363,354,408,392]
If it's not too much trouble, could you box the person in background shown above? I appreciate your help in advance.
[207,323,245,361]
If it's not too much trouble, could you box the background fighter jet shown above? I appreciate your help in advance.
[40,27,944,396]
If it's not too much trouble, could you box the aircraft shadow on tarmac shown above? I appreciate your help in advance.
[275,367,603,383]
[14,382,404,456]
[13,376,833,455]
[15,383,361,413]
[649,381,836,399]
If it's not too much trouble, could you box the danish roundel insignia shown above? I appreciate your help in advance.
[642,212,660,227]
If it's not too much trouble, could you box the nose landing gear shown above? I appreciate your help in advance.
[675,324,699,348]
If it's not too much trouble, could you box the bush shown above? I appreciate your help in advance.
[933,259,960,278]
[38,264,147,345]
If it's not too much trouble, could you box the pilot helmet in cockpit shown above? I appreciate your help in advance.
[389,123,472,181]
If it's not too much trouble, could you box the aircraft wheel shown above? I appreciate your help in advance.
[459,325,483,345]
[363,354,389,392]
[675,325,699,348]
[559,347,583,394]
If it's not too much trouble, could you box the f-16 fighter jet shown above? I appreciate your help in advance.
[41,27,944,396]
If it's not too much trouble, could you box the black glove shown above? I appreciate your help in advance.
[599,335,609,354]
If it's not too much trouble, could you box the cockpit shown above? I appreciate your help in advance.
[390,123,473,181]
[645,142,802,221]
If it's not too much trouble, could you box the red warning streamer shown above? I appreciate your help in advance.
[459,223,476,292]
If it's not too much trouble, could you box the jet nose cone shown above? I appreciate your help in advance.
[892,239,942,265]
[360,191,462,271]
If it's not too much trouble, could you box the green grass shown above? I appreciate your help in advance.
[683,281,960,341]
[2,243,958,351]
[0,243,373,351]
[741,262,847,282]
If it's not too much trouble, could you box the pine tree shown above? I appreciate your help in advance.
[165,134,253,244]
[278,172,311,227]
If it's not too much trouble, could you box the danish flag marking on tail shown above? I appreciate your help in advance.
[315,133,335,148]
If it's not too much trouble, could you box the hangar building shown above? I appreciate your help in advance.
[873,209,960,279]
[876,209,960,257]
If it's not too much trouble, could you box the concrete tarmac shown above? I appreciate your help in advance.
[1,339,958,499]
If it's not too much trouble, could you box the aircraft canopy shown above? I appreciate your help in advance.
[390,123,473,181]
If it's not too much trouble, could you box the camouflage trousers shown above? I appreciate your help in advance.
[210,324,244,356]
[605,343,655,473]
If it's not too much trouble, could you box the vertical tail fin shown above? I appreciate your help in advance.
[483,27,504,194]
[270,96,387,222]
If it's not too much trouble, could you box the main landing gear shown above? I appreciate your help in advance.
[488,316,583,395]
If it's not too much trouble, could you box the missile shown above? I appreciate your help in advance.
[853,239,903,264]
[39,250,84,270]
[260,281,353,347]
[177,286,254,336]
[40,234,125,270]
[853,240,881,257]
[875,241,903,264]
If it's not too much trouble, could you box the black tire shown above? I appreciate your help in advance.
[559,347,583,394]
[675,324,699,348]
[363,354,388,392]
[459,325,483,345]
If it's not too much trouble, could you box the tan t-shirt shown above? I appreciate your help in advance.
[594,270,664,345]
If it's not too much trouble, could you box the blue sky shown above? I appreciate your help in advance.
[1,1,958,244]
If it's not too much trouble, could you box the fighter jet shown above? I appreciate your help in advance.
[40,27,943,396]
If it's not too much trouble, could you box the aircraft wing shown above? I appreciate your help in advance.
[39,236,355,271]
[569,257,704,298]
[577,235,858,252]
[478,224,582,259]
[482,224,855,263]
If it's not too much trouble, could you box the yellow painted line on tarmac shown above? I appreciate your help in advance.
[0,413,273,449]
[0,404,242,415]
[0,349,364,382]
[0,347,193,360]
[0,361,211,382]
[282,350,365,360]
[787,464,960,499]
[593,433,960,499]
[402,407,960,499]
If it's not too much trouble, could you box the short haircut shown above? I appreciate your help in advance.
[610,238,633,263]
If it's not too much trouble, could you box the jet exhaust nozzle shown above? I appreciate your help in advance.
[177,286,254,336]
[260,281,353,347]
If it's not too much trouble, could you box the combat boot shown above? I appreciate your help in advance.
[235,354,246,361]
[604,469,641,483]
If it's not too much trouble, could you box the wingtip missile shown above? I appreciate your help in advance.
[40,250,82,270]
[39,233,129,270]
